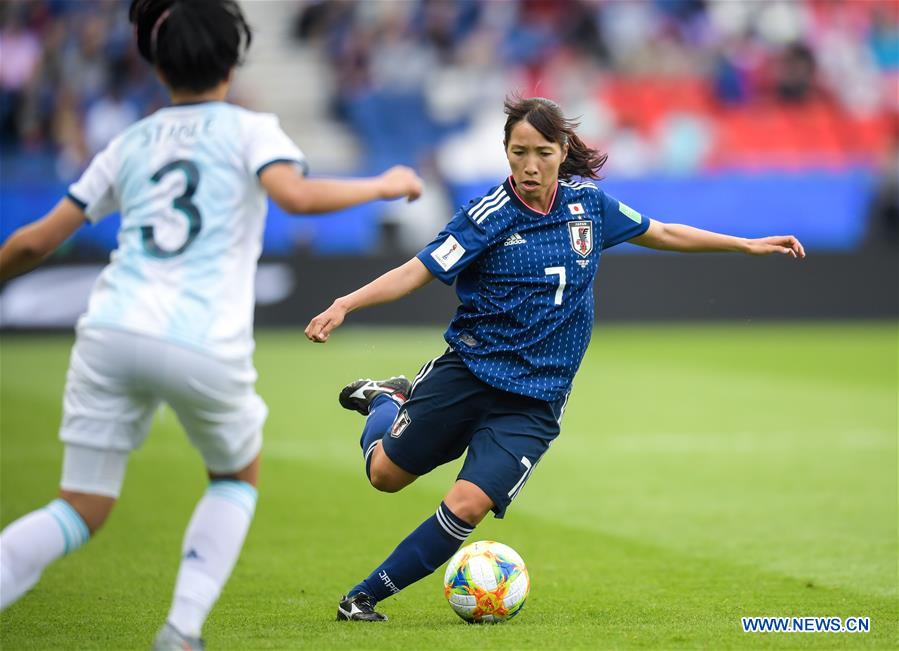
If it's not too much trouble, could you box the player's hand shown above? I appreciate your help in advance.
[304,301,347,343]
[746,235,806,259]
[378,165,423,203]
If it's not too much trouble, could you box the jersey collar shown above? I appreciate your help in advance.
[504,176,561,218]
[162,100,226,109]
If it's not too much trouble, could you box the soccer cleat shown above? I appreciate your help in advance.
[336,592,388,622]
[151,623,205,651]
[338,376,411,416]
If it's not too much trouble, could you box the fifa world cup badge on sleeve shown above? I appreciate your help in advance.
[431,235,466,271]
[567,221,593,257]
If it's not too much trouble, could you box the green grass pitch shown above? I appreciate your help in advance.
[1,323,896,649]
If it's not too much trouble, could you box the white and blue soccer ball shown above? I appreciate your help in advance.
[443,540,530,623]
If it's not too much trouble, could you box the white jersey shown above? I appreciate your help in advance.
[68,101,306,359]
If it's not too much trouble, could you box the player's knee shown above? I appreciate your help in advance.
[368,447,415,493]
[368,466,405,493]
[58,491,116,534]
[449,500,490,526]
[444,483,493,526]
[208,454,260,488]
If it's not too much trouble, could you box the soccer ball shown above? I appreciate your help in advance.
[443,540,530,623]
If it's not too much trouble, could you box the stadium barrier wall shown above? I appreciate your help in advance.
[252,249,897,325]
[0,249,899,331]
[1,248,894,330]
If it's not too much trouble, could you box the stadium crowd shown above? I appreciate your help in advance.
[0,0,895,254]
[1,0,896,180]
[0,0,168,180]
[293,0,897,176]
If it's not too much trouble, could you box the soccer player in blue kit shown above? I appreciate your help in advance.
[305,96,805,621]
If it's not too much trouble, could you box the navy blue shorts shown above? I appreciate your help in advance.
[380,350,568,518]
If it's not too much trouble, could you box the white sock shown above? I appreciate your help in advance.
[167,481,257,638]
[0,499,90,610]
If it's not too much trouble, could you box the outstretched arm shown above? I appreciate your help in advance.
[305,257,434,343]
[0,198,86,281]
[260,164,423,215]
[631,219,806,258]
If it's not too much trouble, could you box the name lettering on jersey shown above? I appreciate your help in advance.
[140,117,215,146]
[431,235,466,271]
[502,233,527,246]
[568,221,593,257]
[568,203,585,215]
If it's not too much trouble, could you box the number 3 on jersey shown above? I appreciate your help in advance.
[142,159,202,258]
[544,266,566,305]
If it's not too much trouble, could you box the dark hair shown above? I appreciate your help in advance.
[503,96,607,180]
[129,0,252,93]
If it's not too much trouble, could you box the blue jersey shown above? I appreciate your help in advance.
[417,176,650,401]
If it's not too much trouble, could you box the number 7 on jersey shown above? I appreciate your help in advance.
[544,266,566,305]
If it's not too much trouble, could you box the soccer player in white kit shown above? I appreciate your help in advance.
[0,1,422,648]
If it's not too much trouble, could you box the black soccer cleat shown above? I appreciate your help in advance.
[337,592,388,622]
[338,376,411,416]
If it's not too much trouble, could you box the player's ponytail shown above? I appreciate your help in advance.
[503,96,608,180]
[129,0,252,93]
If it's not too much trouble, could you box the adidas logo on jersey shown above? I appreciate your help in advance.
[503,233,527,246]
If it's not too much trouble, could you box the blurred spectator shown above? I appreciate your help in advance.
[0,7,41,145]
[865,118,899,249]
[0,0,164,174]
[771,42,819,103]
[84,65,140,156]
[869,6,899,71]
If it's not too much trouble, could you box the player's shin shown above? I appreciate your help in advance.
[348,501,474,603]
[360,395,400,480]
[165,479,257,638]
[0,499,90,610]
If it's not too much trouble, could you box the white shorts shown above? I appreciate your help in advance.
[60,327,266,480]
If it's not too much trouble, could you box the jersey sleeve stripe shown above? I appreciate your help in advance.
[470,189,509,222]
[475,195,510,224]
[467,186,504,217]
[561,180,597,190]
[65,191,88,210]
[255,157,309,178]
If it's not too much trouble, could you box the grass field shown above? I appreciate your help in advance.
[1,323,896,649]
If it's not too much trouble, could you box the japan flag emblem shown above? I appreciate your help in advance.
[568,220,593,257]
[568,203,585,215]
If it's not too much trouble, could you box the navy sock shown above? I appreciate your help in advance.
[348,502,475,603]
[360,394,400,479]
